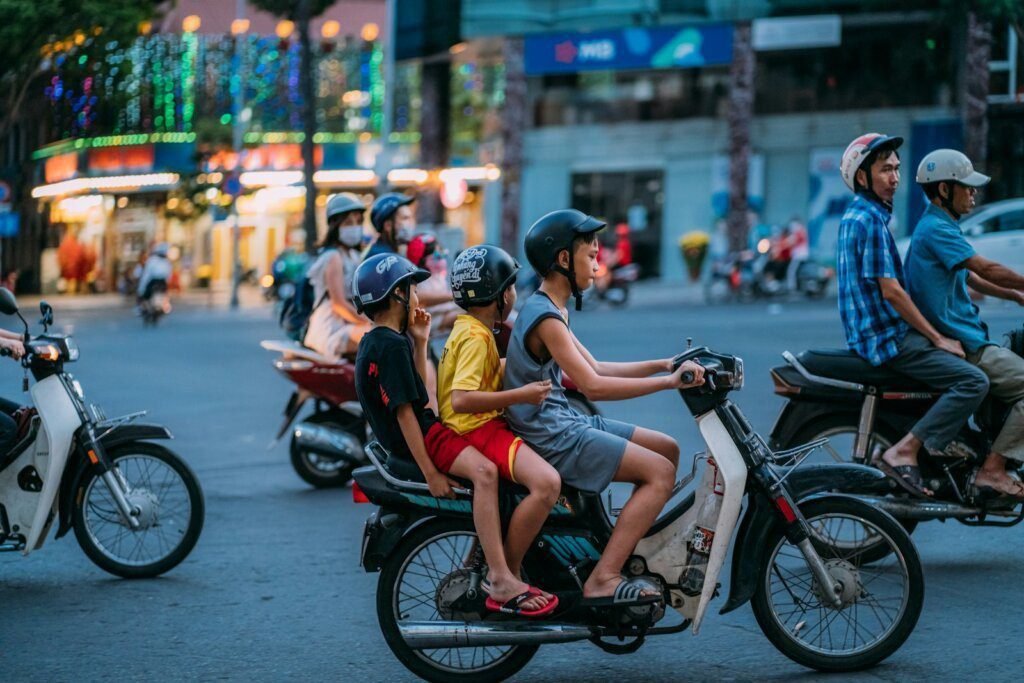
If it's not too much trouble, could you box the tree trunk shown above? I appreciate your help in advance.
[418,59,451,228]
[962,11,991,171]
[298,0,318,254]
[726,21,754,253]
[500,37,526,254]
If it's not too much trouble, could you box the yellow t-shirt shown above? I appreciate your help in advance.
[438,314,502,434]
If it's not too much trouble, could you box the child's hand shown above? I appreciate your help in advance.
[409,307,432,344]
[518,380,552,405]
[668,361,705,389]
[426,471,459,499]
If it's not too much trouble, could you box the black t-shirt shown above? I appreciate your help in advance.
[355,326,438,459]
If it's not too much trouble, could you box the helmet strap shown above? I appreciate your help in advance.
[392,287,411,335]
[939,182,961,220]
[553,261,583,311]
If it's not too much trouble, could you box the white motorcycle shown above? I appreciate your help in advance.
[0,289,203,578]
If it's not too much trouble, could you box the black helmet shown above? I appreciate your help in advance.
[370,192,414,232]
[524,209,605,310]
[450,245,521,311]
[352,254,430,327]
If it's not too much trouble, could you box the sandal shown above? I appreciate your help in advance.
[484,586,558,618]
[579,577,661,609]
[873,456,932,499]
[971,473,1024,503]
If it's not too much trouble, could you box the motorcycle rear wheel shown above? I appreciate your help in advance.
[751,497,923,672]
[73,442,204,578]
[377,520,538,683]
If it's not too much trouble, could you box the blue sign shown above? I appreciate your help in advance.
[0,212,20,238]
[525,24,733,75]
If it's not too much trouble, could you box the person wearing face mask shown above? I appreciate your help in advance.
[303,193,372,359]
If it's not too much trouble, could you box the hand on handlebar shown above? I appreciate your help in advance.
[669,360,705,390]
[0,339,25,360]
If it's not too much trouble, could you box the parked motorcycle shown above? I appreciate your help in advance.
[769,326,1024,537]
[262,326,599,488]
[0,290,204,577]
[354,343,923,681]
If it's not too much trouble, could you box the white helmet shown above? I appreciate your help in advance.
[916,149,990,187]
[325,192,366,221]
[840,133,904,192]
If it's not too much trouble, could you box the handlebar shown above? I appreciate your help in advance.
[0,347,10,357]
[681,370,695,384]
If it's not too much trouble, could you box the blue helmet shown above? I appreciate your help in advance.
[352,253,430,315]
[370,192,414,232]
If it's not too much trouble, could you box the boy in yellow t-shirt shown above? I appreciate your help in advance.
[438,245,561,613]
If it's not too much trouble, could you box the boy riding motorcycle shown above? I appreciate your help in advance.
[836,133,989,497]
[905,149,1024,499]
[503,209,704,605]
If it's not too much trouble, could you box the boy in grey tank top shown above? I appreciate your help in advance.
[505,209,705,605]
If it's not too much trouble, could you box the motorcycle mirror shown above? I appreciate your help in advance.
[39,301,54,329]
[0,287,18,316]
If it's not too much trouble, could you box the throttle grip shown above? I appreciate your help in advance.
[0,347,11,357]
[681,371,695,384]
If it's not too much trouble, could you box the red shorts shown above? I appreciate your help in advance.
[424,422,473,474]
[462,418,523,482]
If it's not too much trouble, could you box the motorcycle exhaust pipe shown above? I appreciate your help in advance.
[398,621,593,649]
[853,494,980,520]
[292,423,363,464]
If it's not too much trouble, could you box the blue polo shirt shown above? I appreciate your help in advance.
[836,194,909,365]
[905,203,992,354]
[363,240,396,260]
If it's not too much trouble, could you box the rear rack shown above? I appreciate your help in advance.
[364,441,472,497]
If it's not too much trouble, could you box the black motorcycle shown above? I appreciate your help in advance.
[354,345,923,681]
[769,326,1024,537]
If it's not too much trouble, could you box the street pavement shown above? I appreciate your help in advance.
[1,286,1023,681]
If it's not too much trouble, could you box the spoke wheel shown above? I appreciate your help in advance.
[73,442,204,578]
[377,520,537,683]
[752,497,923,672]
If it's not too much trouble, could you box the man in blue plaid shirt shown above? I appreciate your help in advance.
[836,133,989,496]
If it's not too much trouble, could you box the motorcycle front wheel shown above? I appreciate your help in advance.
[751,496,923,672]
[378,520,538,683]
[73,441,205,578]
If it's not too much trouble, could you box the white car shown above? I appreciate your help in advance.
[897,198,1024,276]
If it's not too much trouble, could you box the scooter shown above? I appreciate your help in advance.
[354,343,923,681]
[769,325,1024,540]
[139,278,171,326]
[592,263,640,307]
[0,290,204,578]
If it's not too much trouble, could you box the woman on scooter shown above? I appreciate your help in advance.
[303,193,372,359]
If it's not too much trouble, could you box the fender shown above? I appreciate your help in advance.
[720,463,890,614]
[768,400,858,450]
[54,423,173,539]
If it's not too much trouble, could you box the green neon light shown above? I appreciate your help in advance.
[32,133,198,160]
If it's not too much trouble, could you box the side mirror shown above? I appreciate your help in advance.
[40,301,54,329]
[0,287,18,316]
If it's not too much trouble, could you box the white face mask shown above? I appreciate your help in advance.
[339,226,363,248]
[396,226,415,244]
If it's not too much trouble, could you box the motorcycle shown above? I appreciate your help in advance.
[0,290,204,577]
[768,326,1024,538]
[139,278,171,326]
[354,343,923,681]
[704,250,832,304]
[262,326,600,489]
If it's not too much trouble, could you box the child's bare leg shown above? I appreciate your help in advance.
[505,446,560,599]
[448,447,544,609]
[630,426,680,470]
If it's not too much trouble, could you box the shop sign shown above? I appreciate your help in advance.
[525,23,732,75]
[44,153,79,183]
[88,145,155,174]
[752,15,841,52]
[0,213,19,238]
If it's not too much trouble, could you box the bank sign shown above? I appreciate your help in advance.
[525,24,733,75]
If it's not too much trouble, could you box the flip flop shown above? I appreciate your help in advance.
[971,477,1024,503]
[579,578,662,609]
[873,458,932,499]
[484,587,559,618]
[483,579,554,603]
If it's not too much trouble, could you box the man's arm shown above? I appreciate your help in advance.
[0,328,23,341]
[536,318,701,401]
[967,271,1024,304]
[878,278,965,357]
[964,254,1024,291]
[570,332,672,377]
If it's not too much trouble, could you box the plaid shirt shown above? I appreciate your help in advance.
[836,195,909,365]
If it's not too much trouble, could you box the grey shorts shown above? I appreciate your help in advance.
[535,414,636,494]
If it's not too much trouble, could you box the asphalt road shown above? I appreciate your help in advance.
[1,291,1022,681]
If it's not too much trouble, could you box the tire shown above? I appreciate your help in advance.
[751,497,923,672]
[377,520,538,683]
[783,414,918,562]
[289,410,362,488]
[73,442,204,579]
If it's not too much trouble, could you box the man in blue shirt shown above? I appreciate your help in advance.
[906,149,1024,499]
[836,134,989,496]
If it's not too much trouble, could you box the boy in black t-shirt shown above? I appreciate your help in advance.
[353,254,556,617]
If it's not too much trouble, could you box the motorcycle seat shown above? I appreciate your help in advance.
[796,349,935,391]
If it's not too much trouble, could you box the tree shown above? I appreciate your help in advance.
[0,0,161,138]
[499,37,526,254]
[249,0,336,254]
[725,21,754,253]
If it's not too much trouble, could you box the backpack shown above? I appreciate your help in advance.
[278,250,332,341]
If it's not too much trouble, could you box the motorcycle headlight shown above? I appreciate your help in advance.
[64,337,80,362]
[733,357,744,390]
